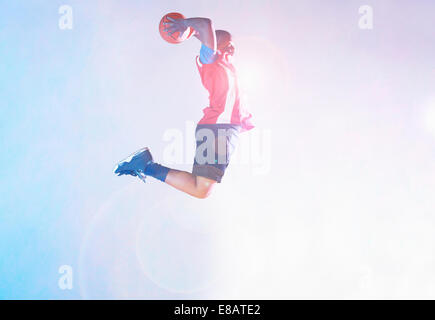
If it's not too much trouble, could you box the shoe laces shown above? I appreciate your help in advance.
[135,170,147,183]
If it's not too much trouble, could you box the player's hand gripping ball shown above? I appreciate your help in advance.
[159,12,194,44]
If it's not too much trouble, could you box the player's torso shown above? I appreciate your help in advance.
[197,56,240,123]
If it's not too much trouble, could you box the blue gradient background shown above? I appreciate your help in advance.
[1,0,435,299]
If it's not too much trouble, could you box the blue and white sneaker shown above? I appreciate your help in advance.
[113,147,153,183]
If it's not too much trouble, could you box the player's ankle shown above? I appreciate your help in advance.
[145,162,170,182]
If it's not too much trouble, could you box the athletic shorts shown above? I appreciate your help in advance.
[192,124,240,183]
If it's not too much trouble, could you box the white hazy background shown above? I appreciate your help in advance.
[0,0,435,299]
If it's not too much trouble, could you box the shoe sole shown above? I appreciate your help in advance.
[113,147,149,174]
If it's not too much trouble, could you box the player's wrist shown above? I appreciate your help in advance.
[183,18,192,29]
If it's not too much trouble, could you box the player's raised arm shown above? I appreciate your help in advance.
[163,17,216,50]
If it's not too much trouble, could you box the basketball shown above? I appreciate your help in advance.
[159,12,194,44]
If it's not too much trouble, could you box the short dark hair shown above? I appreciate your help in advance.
[216,30,233,50]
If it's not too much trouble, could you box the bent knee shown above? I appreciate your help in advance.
[195,184,214,199]
[195,191,211,199]
[195,177,217,199]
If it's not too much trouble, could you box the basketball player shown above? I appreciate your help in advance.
[113,16,254,199]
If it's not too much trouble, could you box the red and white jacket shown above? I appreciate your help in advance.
[196,55,254,132]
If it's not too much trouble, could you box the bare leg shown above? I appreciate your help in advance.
[164,169,216,199]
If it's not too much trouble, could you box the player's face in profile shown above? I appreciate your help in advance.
[221,42,236,63]
[225,42,235,56]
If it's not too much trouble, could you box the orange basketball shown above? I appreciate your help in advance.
[159,12,194,44]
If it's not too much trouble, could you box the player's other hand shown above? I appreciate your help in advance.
[162,16,188,37]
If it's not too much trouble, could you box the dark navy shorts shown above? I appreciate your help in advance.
[192,124,241,183]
